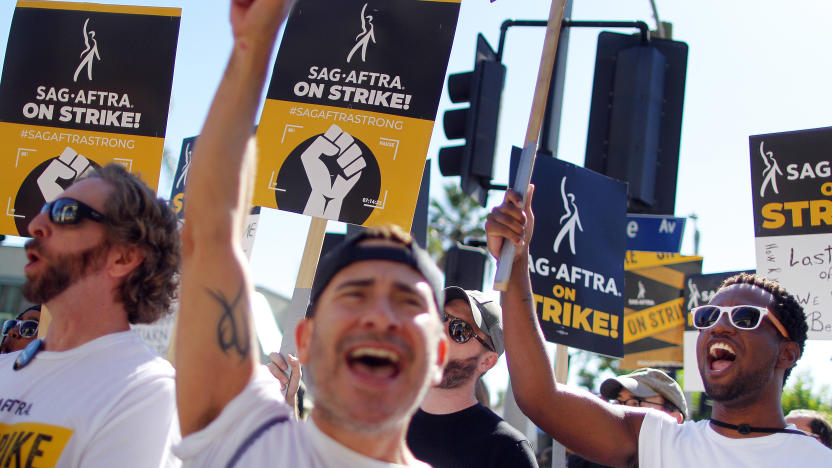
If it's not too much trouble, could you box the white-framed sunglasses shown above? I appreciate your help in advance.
[690,305,790,339]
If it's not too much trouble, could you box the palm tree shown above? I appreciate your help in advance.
[427,183,488,270]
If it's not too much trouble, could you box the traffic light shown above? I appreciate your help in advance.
[584,32,688,215]
[444,242,488,291]
[438,34,506,207]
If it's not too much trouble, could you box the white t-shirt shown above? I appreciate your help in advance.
[0,331,179,468]
[174,367,430,468]
[639,410,832,467]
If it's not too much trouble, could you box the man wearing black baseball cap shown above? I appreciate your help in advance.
[407,287,537,468]
[173,1,449,465]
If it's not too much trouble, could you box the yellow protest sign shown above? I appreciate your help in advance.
[620,251,702,369]
[253,0,460,228]
[0,2,180,236]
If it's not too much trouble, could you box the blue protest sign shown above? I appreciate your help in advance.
[625,214,686,252]
[526,156,627,357]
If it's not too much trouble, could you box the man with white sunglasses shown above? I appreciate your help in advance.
[485,187,831,467]
[406,287,537,468]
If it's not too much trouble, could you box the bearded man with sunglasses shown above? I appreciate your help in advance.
[485,187,831,467]
[406,287,537,468]
[0,164,181,467]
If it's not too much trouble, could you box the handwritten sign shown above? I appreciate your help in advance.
[750,127,832,339]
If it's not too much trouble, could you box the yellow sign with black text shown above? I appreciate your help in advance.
[621,251,702,370]
[0,2,180,236]
[255,0,459,228]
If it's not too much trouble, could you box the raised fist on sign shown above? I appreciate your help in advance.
[37,147,94,202]
[301,124,366,220]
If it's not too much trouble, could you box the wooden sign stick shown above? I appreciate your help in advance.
[279,216,327,356]
[494,0,567,291]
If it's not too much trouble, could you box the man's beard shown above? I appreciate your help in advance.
[437,355,479,389]
[22,239,110,304]
[704,355,776,403]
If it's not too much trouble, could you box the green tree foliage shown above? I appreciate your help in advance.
[427,183,488,270]
[782,372,832,414]
[571,351,619,391]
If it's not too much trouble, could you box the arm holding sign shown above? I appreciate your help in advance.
[486,187,647,467]
[177,0,293,436]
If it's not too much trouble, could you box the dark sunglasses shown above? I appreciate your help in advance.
[691,305,790,339]
[41,198,108,225]
[443,313,495,352]
[2,319,39,339]
[613,396,678,414]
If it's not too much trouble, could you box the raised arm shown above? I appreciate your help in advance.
[177,0,292,436]
[485,187,645,467]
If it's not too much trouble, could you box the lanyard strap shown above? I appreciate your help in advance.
[709,418,809,436]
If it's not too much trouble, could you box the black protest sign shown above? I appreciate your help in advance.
[750,127,832,339]
[265,0,457,120]
[682,270,753,331]
[0,1,180,236]
[750,127,832,238]
[170,135,197,219]
[527,156,627,357]
[253,0,460,229]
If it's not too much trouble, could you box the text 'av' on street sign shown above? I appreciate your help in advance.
[0,1,180,236]
[750,127,832,339]
[625,214,686,252]
[253,0,460,229]
[621,251,702,370]
[526,156,627,358]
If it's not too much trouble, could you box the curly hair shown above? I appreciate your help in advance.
[787,409,832,448]
[86,164,180,324]
[720,272,807,384]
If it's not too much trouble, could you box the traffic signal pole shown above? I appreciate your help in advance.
[492,8,665,468]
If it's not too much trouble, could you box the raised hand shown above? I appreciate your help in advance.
[230,0,294,46]
[267,352,302,419]
[485,185,535,262]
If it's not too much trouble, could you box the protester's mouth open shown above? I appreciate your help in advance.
[346,346,402,381]
[708,342,737,372]
[24,250,41,273]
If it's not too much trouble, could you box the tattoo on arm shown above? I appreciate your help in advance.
[206,284,250,361]
[521,293,538,326]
